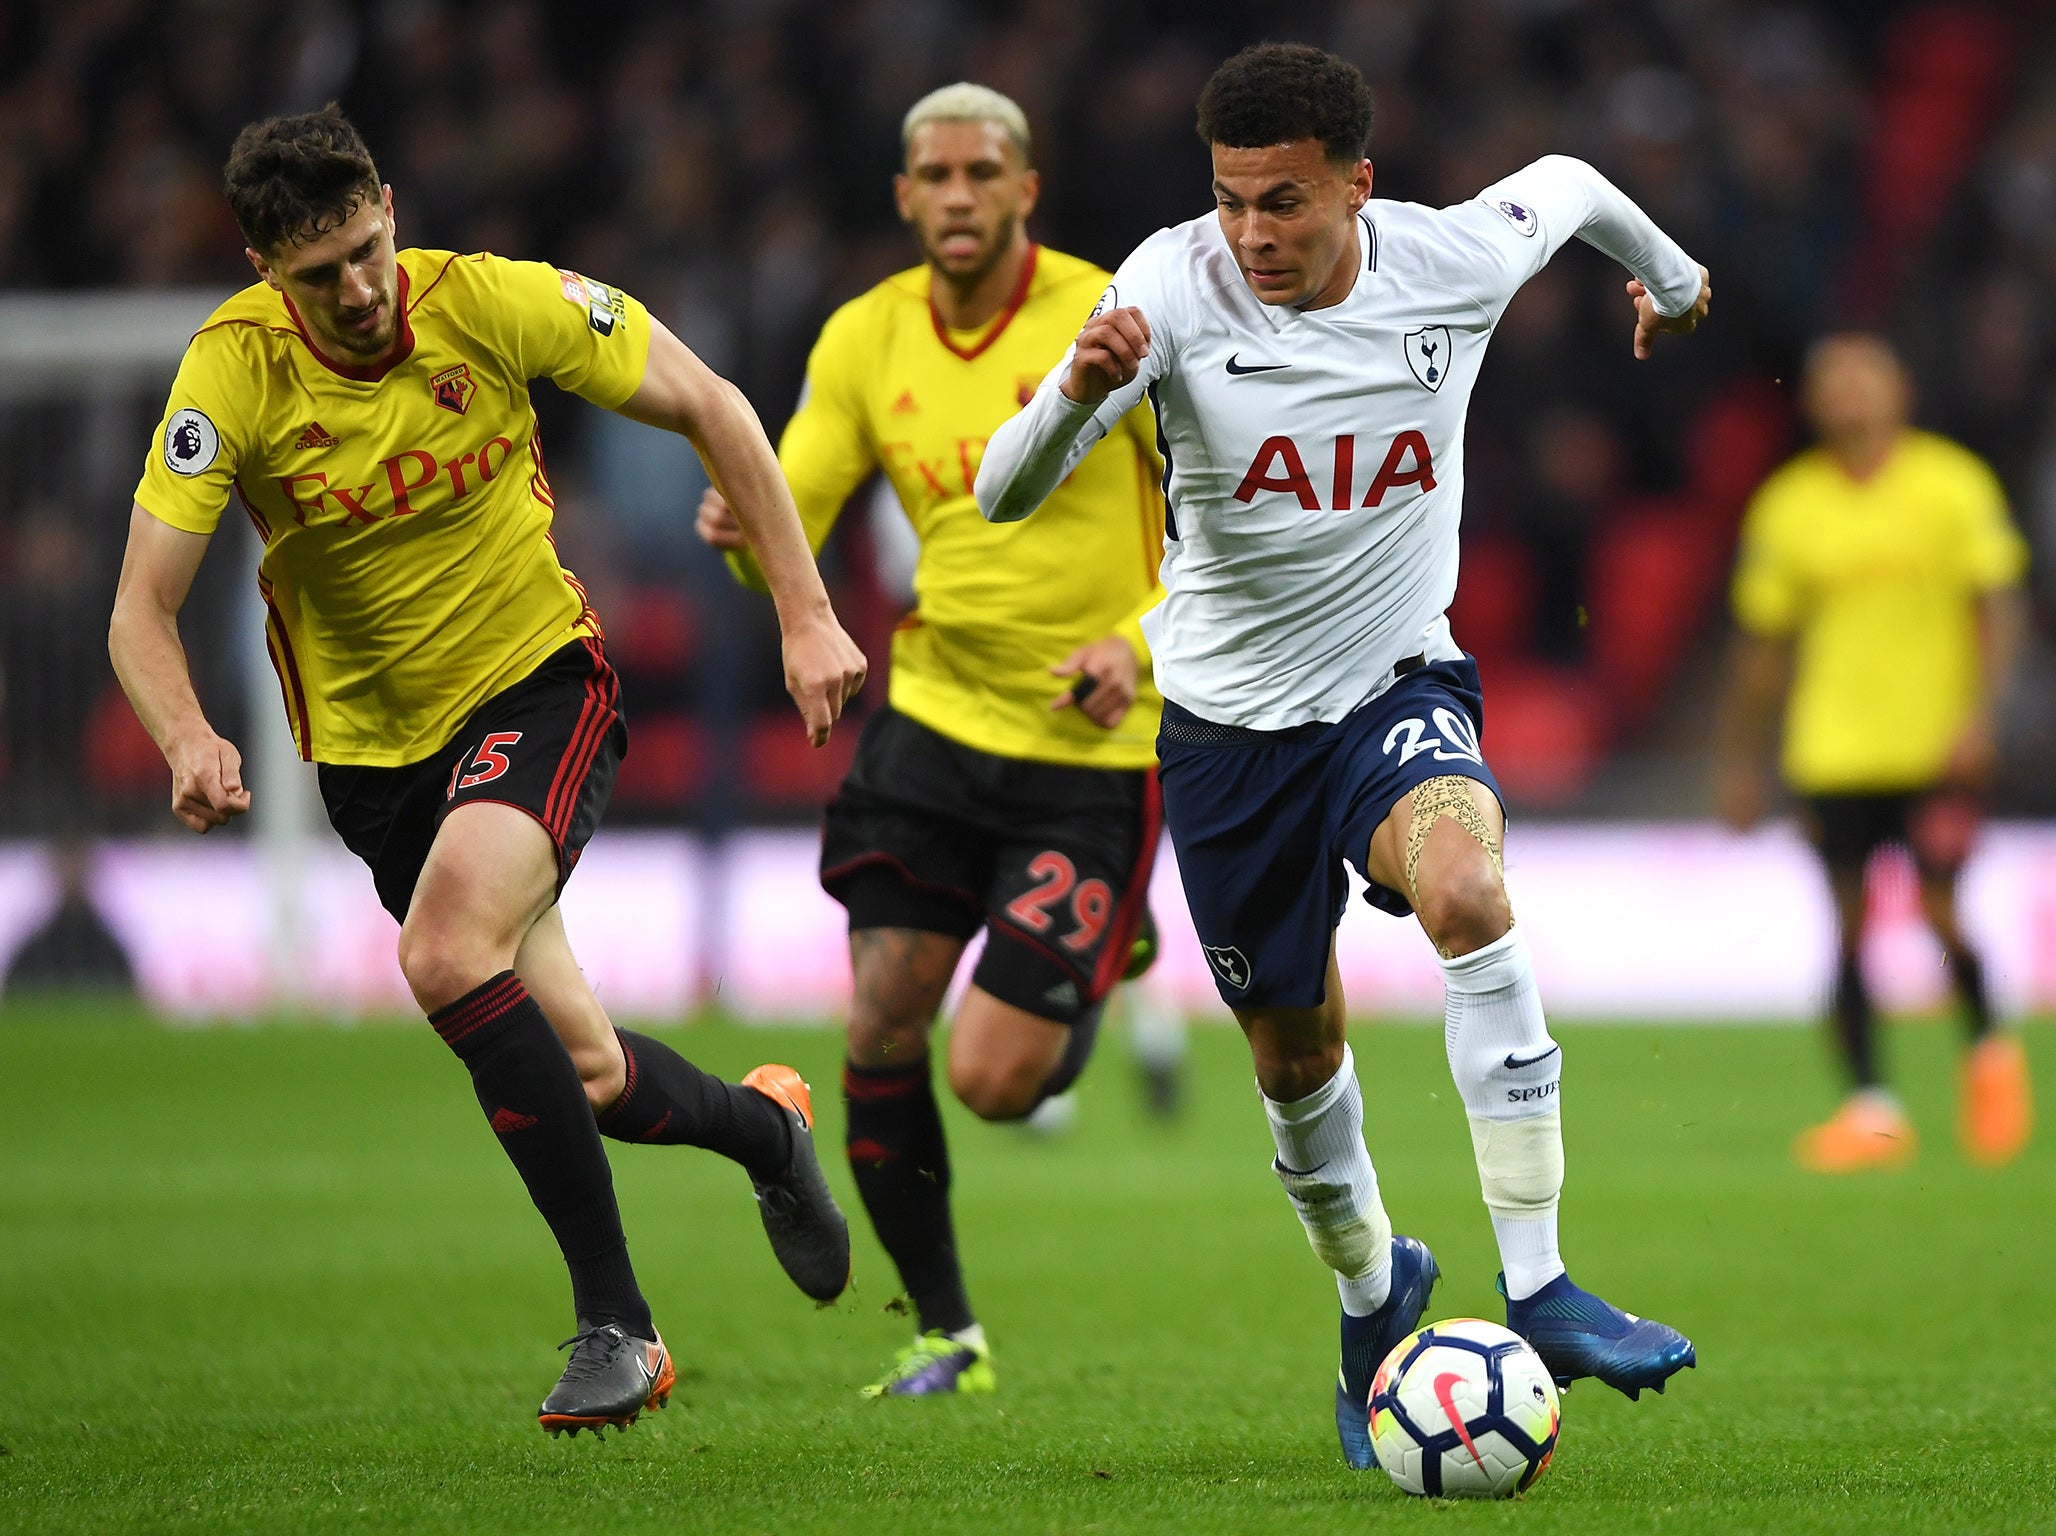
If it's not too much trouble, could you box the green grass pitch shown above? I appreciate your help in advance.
[2,1004,2052,1535]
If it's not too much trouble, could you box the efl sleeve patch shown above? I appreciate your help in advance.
[162,407,220,476]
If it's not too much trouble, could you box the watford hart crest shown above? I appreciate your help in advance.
[432,363,476,416]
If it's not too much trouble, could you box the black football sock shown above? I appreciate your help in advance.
[1033,1001,1105,1107]
[429,972,652,1338]
[844,1056,974,1336]
[1830,949,1880,1091]
[1942,942,1995,1041]
[597,1028,793,1178]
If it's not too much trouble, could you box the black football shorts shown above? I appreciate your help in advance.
[318,638,627,923]
[1804,785,1981,882]
[821,706,1160,1024]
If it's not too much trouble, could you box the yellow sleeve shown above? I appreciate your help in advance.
[1113,593,1159,668]
[1730,475,1803,637]
[1952,451,2029,591]
[1111,404,1167,666]
[134,330,249,535]
[477,255,652,409]
[725,302,877,594]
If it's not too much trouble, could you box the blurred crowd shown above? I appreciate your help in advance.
[4,0,2056,823]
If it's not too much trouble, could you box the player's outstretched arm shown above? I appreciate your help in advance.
[976,305,1154,525]
[108,506,251,834]
[1627,266,1711,361]
[620,319,867,747]
[1479,156,1708,358]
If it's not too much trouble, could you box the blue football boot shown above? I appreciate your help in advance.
[1336,1235,1440,1470]
[1503,1272,1696,1400]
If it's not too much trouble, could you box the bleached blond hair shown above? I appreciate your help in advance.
[901,82,1032,166]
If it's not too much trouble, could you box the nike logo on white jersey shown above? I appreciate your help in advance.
[1224,354,1288,376]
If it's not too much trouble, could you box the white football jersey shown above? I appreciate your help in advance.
[978,155,1703,729]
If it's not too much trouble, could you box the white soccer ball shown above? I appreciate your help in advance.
[1367,1318,1561,1498]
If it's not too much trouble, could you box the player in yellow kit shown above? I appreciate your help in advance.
[1718,333,2033,1170]
[108,107,867,1434]
[698,84,1167,1396]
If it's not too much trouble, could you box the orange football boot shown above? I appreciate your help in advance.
[538,1325,674,1438]
[1793,1094,1916,1172]
[743,1062,812,1124]
[743,1064,853,1302]
[1960,1034,2032,1167]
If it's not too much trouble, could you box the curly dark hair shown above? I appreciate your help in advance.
[1195,43,1375,164]
[223,104,381,254]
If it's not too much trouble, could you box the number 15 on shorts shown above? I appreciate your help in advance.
[447,730,523,798]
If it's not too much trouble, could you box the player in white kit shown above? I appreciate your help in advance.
[976,44,1706,1468]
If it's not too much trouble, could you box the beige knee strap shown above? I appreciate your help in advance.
[1403,775,1504,908]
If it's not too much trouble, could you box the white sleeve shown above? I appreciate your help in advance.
[1456,154,1702,323]
[976,234,1180,524]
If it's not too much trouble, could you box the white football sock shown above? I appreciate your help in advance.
[1262,1044,1393,1315]
[1127,989,1188,1071]
[1441,928,1567,1302]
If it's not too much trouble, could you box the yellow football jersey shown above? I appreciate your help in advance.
[136,249,650,766]
[728,245,1166,769]
[1732,429,2028,793]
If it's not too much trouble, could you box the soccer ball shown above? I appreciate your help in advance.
[1367,1318,1560,1498]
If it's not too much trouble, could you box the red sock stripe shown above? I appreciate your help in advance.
[842,1063,928,1102]
[600,1034,640,1124]
[430,975,527,1048]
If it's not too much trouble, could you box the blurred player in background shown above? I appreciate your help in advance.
[1719,333,2033,1171]
[108,107,866,1435]
[699,83,1168,1397]
[980,43,1704,1466]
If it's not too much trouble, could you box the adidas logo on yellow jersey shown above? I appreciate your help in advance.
[293,421,341,450]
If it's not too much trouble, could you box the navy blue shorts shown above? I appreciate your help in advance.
[1155,657,1502,1009]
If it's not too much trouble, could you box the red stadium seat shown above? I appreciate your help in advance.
[1586,500,1726,728]
[611,587,697,680]
[84,682,165,799]
[1480,663,1606,807]
[743,712,859,809]
[1448,534,1535,671]
[1843,4,2014,316]
[610,711,706,810]
[1686,379,1793,525]
[1867,5,2012,243]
